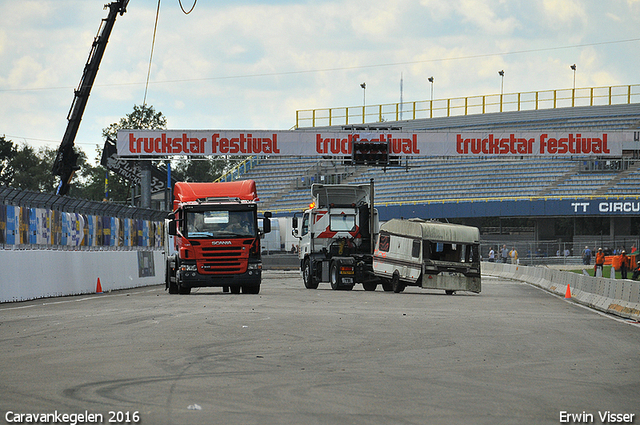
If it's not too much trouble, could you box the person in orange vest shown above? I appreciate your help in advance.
[594,248,605,277]
[619,250,628,279]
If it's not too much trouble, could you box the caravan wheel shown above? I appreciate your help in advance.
[392,272,405,293]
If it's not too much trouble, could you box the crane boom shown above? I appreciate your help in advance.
[52,0,129,196]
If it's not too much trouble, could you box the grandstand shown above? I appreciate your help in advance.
[222,100,640,262]
[231,103,640,216]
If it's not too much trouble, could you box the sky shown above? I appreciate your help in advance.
[1,0,640,164]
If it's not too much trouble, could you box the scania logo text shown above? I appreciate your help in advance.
[212,241,232,245]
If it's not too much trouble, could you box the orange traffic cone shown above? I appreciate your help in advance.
[96,278,103,294]
[564,283,571,299]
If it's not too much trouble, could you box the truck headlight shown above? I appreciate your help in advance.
[247,263,262,270]
[181,264,197,272]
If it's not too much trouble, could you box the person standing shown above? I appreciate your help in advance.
[509,247,518,264]
[582,246,592,265]
[620,250,628,279]
[501,245,509,263]
[488,247,495,262]
[595,248,605,277]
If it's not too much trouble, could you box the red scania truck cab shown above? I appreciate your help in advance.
[165,180,271,294]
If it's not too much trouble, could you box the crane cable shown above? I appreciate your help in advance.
[178,0,197,14]
[143,0,161,106]
[143,0,197,105]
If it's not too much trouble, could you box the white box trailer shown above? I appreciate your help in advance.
[372,218,481,294]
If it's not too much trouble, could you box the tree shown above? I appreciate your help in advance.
[96,104,168,204]
[102,104,167,141]
[172,157,229,183]
[6,144,57,192]
[0,135,17,185]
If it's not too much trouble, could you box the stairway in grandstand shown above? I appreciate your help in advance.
[243,103,640,213]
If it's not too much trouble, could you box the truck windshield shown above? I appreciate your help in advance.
[186,210,255,238]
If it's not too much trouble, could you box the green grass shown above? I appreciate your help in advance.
[571,265,630,279]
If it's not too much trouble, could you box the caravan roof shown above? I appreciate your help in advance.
[380,218,480,244]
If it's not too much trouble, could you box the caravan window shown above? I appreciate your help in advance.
[378,234,390,252]
[426,241,479,264]
[427,241,461,262]
[412,240,421,258]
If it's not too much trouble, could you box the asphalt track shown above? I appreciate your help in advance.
[1,271,639,425]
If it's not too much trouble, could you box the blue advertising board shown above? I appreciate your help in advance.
[378,197,640,221]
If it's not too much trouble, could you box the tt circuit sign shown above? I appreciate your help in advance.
[571,201,640,214]
[116,130,637,158]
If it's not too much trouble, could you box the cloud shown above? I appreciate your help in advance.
[1,0,639,164]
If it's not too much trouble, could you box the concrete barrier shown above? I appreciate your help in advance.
[483,262,640,321]
[0,250,164,303]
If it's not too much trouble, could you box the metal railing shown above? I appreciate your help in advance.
[295,84,640,128]
[215,157,260,183]
[0,185,165,250]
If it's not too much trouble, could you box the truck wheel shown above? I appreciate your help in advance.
[178,280,191,295]
[242,283,260,294]
[167,262,178,294]
[362,282,377,291]
[303,259,319,289]
[330,262,340,290]
[330,262,353,290]
[392,272,405,293]
[381,279,394,292]
[445,290,456,295]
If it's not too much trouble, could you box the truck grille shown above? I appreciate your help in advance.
[198,246,246,274]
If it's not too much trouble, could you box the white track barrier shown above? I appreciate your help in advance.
[483,262,640,321]
[0,250,164,303]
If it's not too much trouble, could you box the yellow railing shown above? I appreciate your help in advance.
[295,84,640,128]
[261,193,640,215]
[214,157,259,183]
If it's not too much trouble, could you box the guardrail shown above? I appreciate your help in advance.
[295,84,640,128]
[483,262,640,321]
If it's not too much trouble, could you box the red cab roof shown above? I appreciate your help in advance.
[174,180,258,207]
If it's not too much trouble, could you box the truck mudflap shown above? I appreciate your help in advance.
[421,272,481,294]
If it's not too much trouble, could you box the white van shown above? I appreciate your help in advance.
[372,218,481,294]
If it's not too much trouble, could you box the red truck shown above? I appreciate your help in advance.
[165,180,271,294]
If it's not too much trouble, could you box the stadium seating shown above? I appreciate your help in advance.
[237,103,640,213]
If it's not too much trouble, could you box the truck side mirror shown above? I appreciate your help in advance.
[291,216,299,238]
[168,220,177,236]
[262,212,271,234]
[167,220,178,236]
